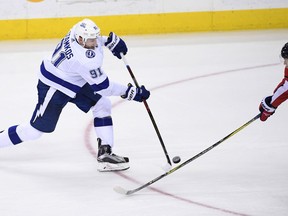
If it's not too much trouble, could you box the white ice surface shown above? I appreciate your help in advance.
[0,29,287,216]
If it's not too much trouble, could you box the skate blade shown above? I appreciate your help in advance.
[97,162,130,172]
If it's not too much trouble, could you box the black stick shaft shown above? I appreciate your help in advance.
[121,54,172,165]
[121,113,261,195]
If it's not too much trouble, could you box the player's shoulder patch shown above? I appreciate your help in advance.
[86,50,96,58]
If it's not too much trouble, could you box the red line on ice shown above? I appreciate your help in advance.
[84,63,278,216]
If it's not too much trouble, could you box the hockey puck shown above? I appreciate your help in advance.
[172,156,181,164]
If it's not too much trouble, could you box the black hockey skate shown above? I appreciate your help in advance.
[97,138,129,172]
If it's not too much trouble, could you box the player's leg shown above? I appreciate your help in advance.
[0,80,70,148]
[30,81,70,133]
[72,84,129,171]
[92,97,129,171]
[0,123,43,147]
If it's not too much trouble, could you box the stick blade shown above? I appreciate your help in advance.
[162,163,172,172]
[113,186,129,195]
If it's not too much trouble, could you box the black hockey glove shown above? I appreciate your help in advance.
[105,32,127,59]
[121,83,150,102]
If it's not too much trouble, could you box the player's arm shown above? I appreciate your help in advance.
[259,79,288,121]
[82,67,150,102]
[93,78,150,102]
[271,78,288,107]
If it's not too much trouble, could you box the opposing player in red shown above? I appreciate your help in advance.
[259,42,288,121]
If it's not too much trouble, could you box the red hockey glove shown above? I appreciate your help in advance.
[259,96,276,121]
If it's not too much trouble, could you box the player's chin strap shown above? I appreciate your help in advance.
[120,53,172,167]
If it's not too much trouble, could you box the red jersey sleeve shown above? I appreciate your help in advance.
[271,67,288,107]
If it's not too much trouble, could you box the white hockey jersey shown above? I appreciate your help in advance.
[38,24,127,98]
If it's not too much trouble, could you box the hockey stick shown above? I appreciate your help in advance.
[114,113,261,195]
[120,53,172,166]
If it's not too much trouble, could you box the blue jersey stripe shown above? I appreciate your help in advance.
[90,77,109,92]
[40,62,81,93]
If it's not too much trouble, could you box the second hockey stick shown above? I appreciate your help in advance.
[114,113,261,195]
[120,53,172,166]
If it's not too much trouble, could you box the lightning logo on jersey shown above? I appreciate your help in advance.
[32,104,46,123]
[32,87,56,123]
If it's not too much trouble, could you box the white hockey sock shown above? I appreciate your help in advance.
[94,126,114,147]
[0,129,15,147]
[0,124,43,148]
[94,117,114,147]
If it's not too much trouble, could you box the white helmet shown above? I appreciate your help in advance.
[74,19,100,44]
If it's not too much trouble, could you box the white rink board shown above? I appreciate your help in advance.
[1,0,288,20]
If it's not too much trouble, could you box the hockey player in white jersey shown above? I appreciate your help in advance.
[0,18,150,172]
[259,42,288,121]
